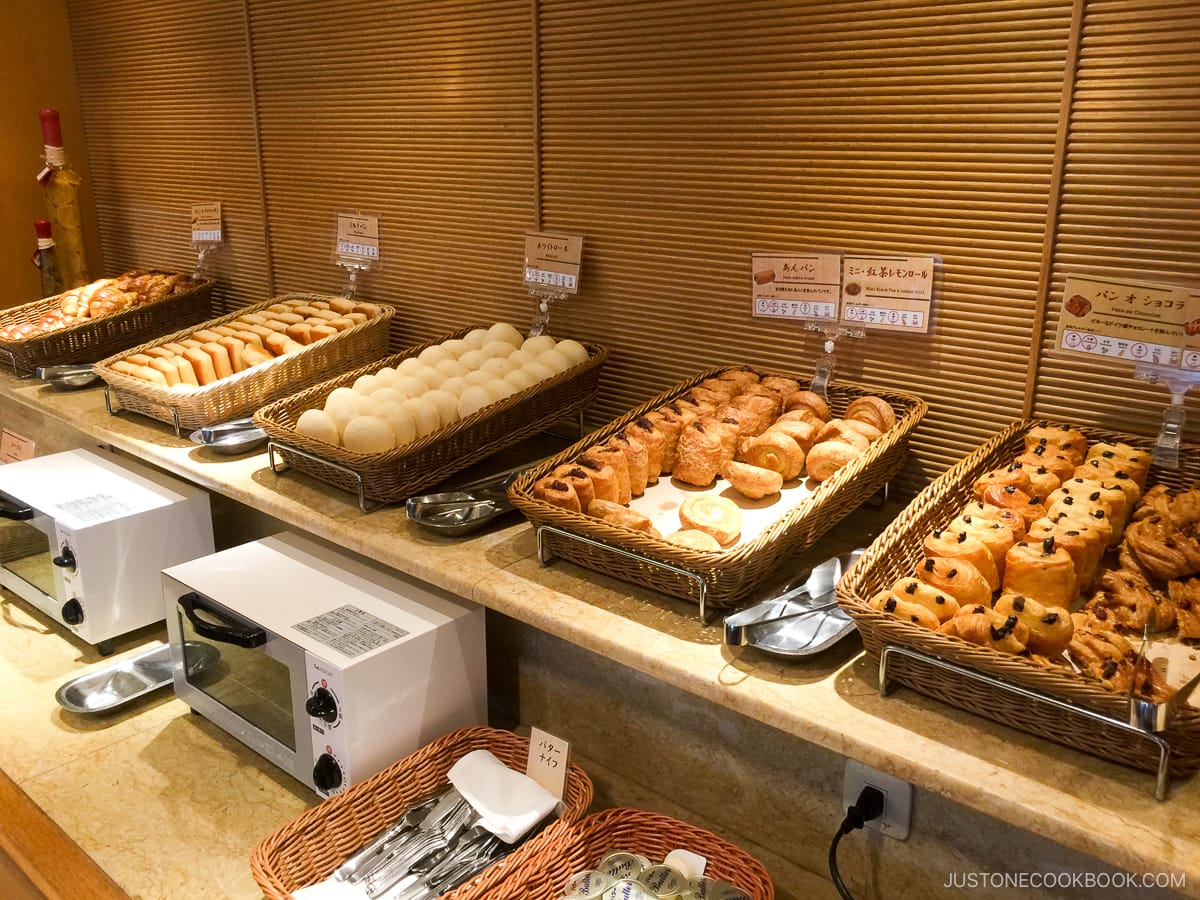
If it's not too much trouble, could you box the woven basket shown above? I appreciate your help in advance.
[508,370,926,610]
[250,726,594,900]
[93,294,392,432]
[485,807,774,900]
[0,274,213,373]
[837,419,1200,776]
[254,327,608,503]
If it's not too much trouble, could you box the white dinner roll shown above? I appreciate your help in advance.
[352,373,383,395]
[434,358,470,378]
[401,397,441,437]
[296,408,340,444]
[463,370,494,387]
[485,322,524,348]
[503,368,536,392]
[538,349,572,374]
[480,356,516,377]
[441,338,471,358]
[521,335,557,355]
[323,388,364,430]
[376,402,417,446]
[417,345,454,367]
[458,349,489,371]
[462,328,489,349]
[489,379,517,401]
[521,360,556,383]
[326,386,361,409]
[458,385,493,419]
[506,349,535,367]
[342,416,396,454]
[414,365,448,390]
[393,375,429,398]
[555,339,590,367]
[439,376,468,396]
[368,387,405,408]
[374,367,401,388]
[481,340,515,360]
[424,389,460,427]
[396,356,424,376]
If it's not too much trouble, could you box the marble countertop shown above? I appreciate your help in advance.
[3,372,1199,897]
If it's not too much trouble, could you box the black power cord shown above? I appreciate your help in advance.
[829,785,886,900]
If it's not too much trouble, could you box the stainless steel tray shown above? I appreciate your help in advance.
[55,640,219,714]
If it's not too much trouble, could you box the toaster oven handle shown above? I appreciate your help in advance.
[178,592,267,648]
[0,491,33,521]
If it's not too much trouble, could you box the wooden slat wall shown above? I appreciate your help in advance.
[59,0,1199,494]
[536,0,1073,493]
[244,0,536,351]
[1033,0,1200,439]
[65,0,269,315]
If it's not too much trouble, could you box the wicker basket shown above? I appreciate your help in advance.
[93,294,392,432]
[508,370,926,610]
[837,419,1200,776]
[253,327,608,503]
[0,274,213,373]
[484,806,774,900]
[250,726,594,900]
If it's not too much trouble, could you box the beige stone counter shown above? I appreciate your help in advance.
[2,372,1199,897]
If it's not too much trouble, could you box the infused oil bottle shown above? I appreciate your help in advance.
[36,108,89,288]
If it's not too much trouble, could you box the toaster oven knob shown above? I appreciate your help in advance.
[61,598,83,625]
[305,687,339,723]
[312,753,342,792]
[52,546,76,571]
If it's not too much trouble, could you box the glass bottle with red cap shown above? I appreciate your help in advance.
[36,108,89,288]
[32,219,63,297]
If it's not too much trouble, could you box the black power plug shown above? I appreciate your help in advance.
[829,785,886,899]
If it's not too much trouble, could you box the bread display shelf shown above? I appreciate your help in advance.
[508,369,926,619]
[253,327,608,508]
[0,273,213,373]
[837,419,1200,793]
[94,294,391,433]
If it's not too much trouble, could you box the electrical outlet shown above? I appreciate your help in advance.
[843,760,913,840]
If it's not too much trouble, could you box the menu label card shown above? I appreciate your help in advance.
[526,726,569,800]
[840,254,936,333]
[524,231,583,293]
[1056,274,1192,366]
[190,201,222,243]
[335,212,381,262]
[750,251,841,322]
[0,429,33,464]
[1176,289,1200,372]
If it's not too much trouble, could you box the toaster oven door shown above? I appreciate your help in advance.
[0,493,62,612]
[170,591,310,776]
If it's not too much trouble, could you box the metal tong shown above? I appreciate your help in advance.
[35,363,99,390]
[1128,624,1200,732]
[190,417,268,454]
[405,468,524,536]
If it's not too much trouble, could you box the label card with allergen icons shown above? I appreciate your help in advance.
[334,211,381,265]
[840,253,937,333]
[1056,274,1195,367]
[1181,289,1200,372]
[190,201,222,243]
[523,231,583,294]
[750,251,842,322]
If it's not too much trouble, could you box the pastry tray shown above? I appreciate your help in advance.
[837,418,1200,790]
[508,368,927,618]
[94,293,392,433]
[0,273,213,374]
[253,327,608,508]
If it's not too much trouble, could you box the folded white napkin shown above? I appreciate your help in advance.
[448,749,560,844]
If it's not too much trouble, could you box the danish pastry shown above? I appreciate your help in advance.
[1047,493,1124,546]
[551,464,597,510]
[1048,504,1114,550]
[645,409,684,473]
[993,592,1073,657]
[1024,465,1062,499]
[938,605,1029,654]
[1025,518,1103,594]
[1002,538,1076,607]
[805,440,861,482]
[1089,568,1176,633]
[663,529,723,552]
[946,513,1016,579]
[626,417,666,483]
[760,375,803,401]
[777,406,825,428]
[959,500,1027,541]
[1048,478,1130,532]
[586,499,661,536]
[765,418,820,454]
[916,556,994,607]
[784,390,830,422]
[673,420,726,487]
[739,431,805,481]
[1014,446,1077,482]
[716,367,760,392]
[1085,442,1151,489]
[607,433,649,498]
[889,576,960,623]
[815,420,871,452]
[839,419,883,444]
[725,393,779,436]
[868,589,940,630]
[844,395,895,432]
[721,460,783,500]
[972,464,1033,499]
[576,455,620,503]
[922,529,1000,592]
[679,495,743,546]
[532,477,581,514]
[584,446,632,504]
[980,483,1046,529]
[1024,423,1088,465]
[696,378,740,401]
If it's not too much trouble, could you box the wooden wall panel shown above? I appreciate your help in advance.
[244,0,536,351]
[66,0,268,314]
[536,0,1074,492]
[1034,0,1200,442]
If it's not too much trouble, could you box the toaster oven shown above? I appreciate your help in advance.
[162,532,487,798]
[0,448,213,654]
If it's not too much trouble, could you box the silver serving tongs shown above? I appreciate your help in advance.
[723,549,864,647]
[406,467,528,536]
[36,363,99,389]
[1128,623,1200,732]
